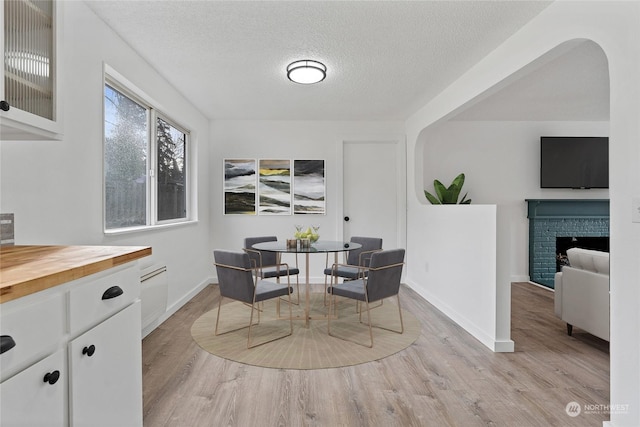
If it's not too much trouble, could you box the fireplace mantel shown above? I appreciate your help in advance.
[526,199,609,288]
[526,199,609,219]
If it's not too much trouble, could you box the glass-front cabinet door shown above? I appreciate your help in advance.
[1,0,62,140]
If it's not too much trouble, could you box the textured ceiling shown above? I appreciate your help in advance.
[84,1,583,121]
[453,40,610,121]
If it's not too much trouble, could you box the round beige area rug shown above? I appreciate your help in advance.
[191,293,421,370]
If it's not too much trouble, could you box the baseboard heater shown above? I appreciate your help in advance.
[140,265,168,330]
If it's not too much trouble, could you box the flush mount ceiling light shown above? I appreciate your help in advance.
[286,60,326,84]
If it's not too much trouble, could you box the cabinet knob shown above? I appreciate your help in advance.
[43,370,60,385]
[0,335,16,354]
[82,344,96,357]
[344,216,350,222]
[102,285,123,300]
[0,100,9,111]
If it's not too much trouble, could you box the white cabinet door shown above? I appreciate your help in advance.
[1,0,62,140]
[0,292,65,383]
[68,301,142,427]
[0,348,65,427]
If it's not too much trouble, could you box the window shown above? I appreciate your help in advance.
[104,79,190,231]
[156,118,187,221]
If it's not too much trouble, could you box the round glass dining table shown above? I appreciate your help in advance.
[252,240,362,326]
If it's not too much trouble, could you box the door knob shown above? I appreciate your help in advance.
[344,216,350,222]
[82,345,96,357]
[0,100,9,111]
[43,370,60,385]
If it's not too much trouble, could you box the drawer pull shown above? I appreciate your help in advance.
[102,286,124,300]
[0,335,16,354]
[82,345,96,357]
[43,370,60,385]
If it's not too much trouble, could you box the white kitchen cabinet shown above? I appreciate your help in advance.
[0,348,66,426]
[0,0,63,140]
[1,259,144,427]
[68,301,142,427]
[0,292,65,382]
[68,263,139,336]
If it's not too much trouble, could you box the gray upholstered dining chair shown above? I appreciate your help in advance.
[327,248,405,348]
[323,236,383,303]
[213,250,293,348]
[244,236,300,304]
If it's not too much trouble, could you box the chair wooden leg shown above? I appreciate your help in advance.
[356,298,383,313]
[294,275,300,305]
[324,274,328,305]
[248,285,294,349]
[327,288,332,334]
[324,272,336,306]
[327,288,336,335]
[271,262,301,305]
[214,297,224,336]
[361,295,404,335]
[247,298,258,348]
[364,297,373,348]
[279,274,300,306]
[397,294,404,334]
[288,284,294,335]
[216,298,260,337]
[328,293,374,348]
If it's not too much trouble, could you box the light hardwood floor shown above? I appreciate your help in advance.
[142,282,609,426]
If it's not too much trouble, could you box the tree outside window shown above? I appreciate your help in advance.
[104,81,190,231]
[157,118,186,221]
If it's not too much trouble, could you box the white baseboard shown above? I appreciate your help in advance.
[404,279,514,353]
[494,339,515,352]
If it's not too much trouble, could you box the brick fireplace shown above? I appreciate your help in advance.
[526,199,609,288]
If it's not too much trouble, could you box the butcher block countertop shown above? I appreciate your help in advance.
[0,245,152,303]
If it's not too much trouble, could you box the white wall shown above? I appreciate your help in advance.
[406,2,640,426]
[406,204,512,351]
[209,120,404,281]
[423,120,609,281]
[0,2,213,321]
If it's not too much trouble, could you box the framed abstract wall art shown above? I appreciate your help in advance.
[258,159,291,215]
[223,159,256,215]
[293,159,325,214]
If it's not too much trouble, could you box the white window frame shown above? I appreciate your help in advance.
[152,113,190,226]
[103,64,194,234]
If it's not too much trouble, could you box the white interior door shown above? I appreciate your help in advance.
[343,140,405,249]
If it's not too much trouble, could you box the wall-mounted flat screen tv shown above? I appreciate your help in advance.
[540,136,609,189]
